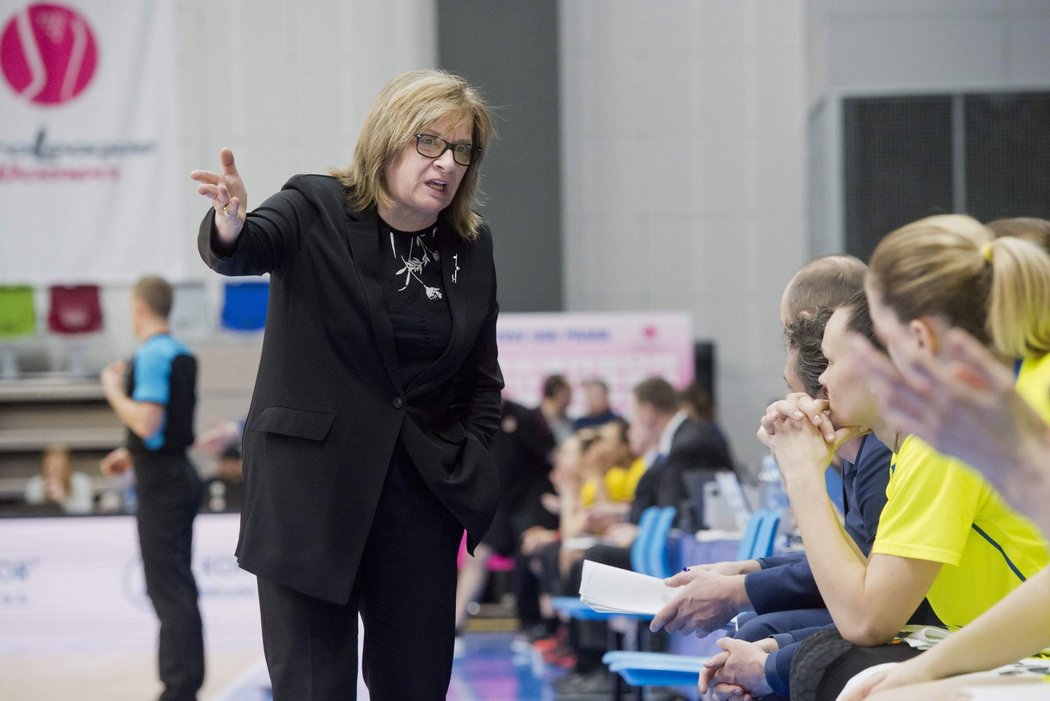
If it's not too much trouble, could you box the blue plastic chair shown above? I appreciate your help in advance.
[552,505,677,622]
[645,505,679,580]
[602,509,783,689]
[735,507,764,560]
[605,651,706,687]
[221,280,269,332]
[752,509,781,560]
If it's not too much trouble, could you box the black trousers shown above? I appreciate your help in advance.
[135,452,205,701]
[257,444,463,701]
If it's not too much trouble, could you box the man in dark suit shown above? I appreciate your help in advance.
[626,376,734,527]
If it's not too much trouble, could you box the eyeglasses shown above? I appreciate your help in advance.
[414,133,479,167]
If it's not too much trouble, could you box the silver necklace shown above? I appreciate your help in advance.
[389,226,443,300]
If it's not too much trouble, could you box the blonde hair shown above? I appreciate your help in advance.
[331,69,494,240]
[868,214,1050,359]
[987,217,1050,256]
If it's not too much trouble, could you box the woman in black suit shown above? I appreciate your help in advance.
[190,69,502,700]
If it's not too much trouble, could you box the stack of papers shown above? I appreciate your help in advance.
[578,560,677,616]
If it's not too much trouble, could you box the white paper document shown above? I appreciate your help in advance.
[578,560,677,616]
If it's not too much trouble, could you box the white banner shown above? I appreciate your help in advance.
[0,0,185,284]
[0,513,261,655]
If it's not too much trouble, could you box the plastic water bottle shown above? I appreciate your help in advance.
[759,454,790,542]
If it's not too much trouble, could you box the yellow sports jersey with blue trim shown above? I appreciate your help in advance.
[1016,353,1050,424]
[873,357,1050,629]
[874,436,1049,629]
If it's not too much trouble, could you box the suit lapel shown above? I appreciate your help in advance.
[343,206,404,394]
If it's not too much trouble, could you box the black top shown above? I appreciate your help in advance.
[378,219,452,389]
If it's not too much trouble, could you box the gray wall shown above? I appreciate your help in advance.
[436,0,563,312]
[559,0,809,472]
[807,0,1050,254]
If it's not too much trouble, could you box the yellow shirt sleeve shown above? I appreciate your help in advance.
[872,436,985,566]
[1016,353,1050,424]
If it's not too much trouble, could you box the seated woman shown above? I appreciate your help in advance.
[558,419,639,576]
[24,445,93,515]
[841,331,1050,701]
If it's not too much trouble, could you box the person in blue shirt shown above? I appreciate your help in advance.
[100,276,203,701]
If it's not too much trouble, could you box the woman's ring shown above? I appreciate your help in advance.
[222,206,230,216]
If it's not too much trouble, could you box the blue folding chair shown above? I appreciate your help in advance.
[752,509,781,560]
[645,505,679,580]
[602,509,783,689]
[552,505,676,622]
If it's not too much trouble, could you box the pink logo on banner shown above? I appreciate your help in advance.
[1,3,98,106]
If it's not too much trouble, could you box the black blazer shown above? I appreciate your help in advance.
[198,174,504,604]
[629,416,733,524]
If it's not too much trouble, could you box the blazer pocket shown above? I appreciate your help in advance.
[253,406,335,442]
[434,421,468,444]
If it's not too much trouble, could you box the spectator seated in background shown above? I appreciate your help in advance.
[539,373,574,446]
[194,416,246,513]
[519,425,637,634]
[456,396,557,637]
[677,380,733,471]
[571,378,623,431]
[554,420,638,577]
[546,376,735,693]
[24,445,93,515]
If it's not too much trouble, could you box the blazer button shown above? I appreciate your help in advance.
[392,397,404,409]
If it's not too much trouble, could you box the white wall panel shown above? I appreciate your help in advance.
[561,0,808,471]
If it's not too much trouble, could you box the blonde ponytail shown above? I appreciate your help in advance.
[985,236,1050,359]
[869,215,1050,360]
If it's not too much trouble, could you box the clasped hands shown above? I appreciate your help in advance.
[698,635,778,701]
[757,393,865,486]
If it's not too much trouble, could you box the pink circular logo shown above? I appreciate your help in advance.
[1,3,98,106]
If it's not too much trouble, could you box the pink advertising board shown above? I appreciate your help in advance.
[496,311,695,416]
